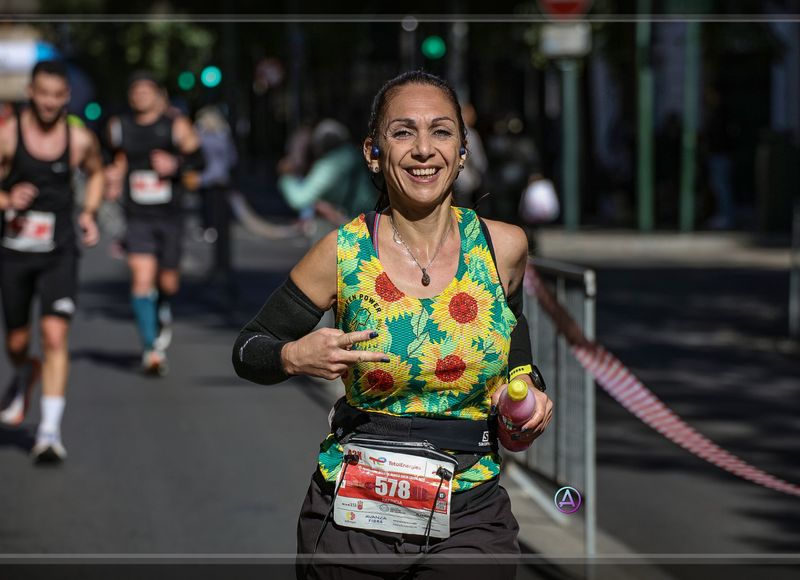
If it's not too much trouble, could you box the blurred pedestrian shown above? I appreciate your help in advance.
[278,119,375,243]
[0,61,105,462]
[452,102,488,209]
[105,71,204,375]
[233,71,552,578]
[193,106,238,244]
[280,123,314,179]
[486,115,547,252]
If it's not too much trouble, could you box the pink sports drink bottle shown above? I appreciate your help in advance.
[497,378,537,452]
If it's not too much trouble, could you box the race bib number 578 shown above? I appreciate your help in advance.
[333,443,455,539]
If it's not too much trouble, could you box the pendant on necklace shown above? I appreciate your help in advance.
[421,270,431,286]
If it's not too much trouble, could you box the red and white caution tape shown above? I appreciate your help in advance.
[526,264,800,498]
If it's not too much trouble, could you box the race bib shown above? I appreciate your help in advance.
[3,210,56,252]
[130,170,172,205]
[333,438,457,539]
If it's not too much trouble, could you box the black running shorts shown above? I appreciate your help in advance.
[0,248,78,331]
[296,469,520,580]
[124,215,184,270]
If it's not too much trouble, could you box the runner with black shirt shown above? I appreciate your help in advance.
[105,72,203,375]
[0,60,104,462]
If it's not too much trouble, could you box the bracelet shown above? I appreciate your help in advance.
[509,364,547,392]
[509,364,532,380]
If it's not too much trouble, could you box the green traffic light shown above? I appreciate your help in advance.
[200,66,222,88]
[178,71,196,91]
[421,35,446,59]
[84,102,102,121]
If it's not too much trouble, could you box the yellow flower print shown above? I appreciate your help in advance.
[404,394,430,415]
[352,356,414,400]
[429,272,494,337]
[418,338,483,396]
[342,213,367,236]
[485,374,505,403]
[465,244,501,286]
[356,257,418,320]
[339,241,359,263]
[483,330,511,360]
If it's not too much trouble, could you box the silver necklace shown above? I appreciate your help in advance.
[389,212,452,286]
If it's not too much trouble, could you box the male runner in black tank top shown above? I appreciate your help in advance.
[0,60,105,463]
[105,71,202,375]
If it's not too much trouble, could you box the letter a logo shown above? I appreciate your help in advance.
[558,489,576,508]
[554,486,582,514]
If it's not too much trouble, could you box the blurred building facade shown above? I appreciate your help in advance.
[0,1,797,230]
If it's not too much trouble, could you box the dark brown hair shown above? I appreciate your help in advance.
[367,70,466,145]
[31,60,68,83]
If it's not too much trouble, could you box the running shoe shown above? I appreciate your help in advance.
[0,358,42,427]
[142,349,169,377]
[31,431,68,464]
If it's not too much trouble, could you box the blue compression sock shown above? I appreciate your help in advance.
[131,290,158,351]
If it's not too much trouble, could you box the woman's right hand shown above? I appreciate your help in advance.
[281,328,389,380]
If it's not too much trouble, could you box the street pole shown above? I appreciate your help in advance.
[636,0,655,231]
[560,59,580,231]
[400,17,418,70]
[680,21,700,232]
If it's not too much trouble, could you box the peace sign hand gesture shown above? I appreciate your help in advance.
[281,328,389,381]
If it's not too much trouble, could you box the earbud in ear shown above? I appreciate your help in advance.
[459,146,467,156]
[371,145,381,159]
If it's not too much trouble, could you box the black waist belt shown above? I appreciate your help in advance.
[329,397,498,454]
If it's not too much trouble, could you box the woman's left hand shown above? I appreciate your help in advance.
[491,375,554,444]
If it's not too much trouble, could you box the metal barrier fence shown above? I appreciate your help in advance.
[505,256,597,556]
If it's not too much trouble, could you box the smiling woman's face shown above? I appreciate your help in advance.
[371,83,464,208]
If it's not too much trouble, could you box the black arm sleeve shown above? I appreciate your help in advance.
[232,277,325,385]
[507,284,536,383]
[508,288,546,392]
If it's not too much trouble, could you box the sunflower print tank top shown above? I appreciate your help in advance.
[317,206,517,491]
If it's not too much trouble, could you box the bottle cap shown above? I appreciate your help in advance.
[507,378,529,401]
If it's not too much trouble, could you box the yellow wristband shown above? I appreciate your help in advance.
[509,364,532,380]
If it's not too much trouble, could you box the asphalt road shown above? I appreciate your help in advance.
[592,263,800,557]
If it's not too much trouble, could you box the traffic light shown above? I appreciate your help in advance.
[421,35,446,59]
[177,71,196,91]
[84,102,102,121]
[200,66,222,88]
